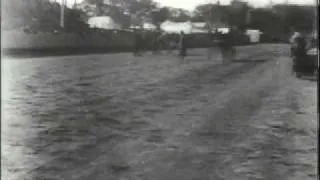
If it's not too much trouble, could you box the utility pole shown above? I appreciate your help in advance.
[246,9,252,27]
[216,0,221,32]
[208,0,212,32]
[60,0,65,28]
[314,0,318,38]
[96,0,104,16]
[268,0,273,9]
[206,0,220,32]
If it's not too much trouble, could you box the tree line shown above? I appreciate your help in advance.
[2,0,316,36]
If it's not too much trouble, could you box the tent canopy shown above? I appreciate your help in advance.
[143,23,157,30]
[160,20,209,34]
[130,23,157,30]
[160,21,233,34]
[160,20,193,34]
[217,28,230,34]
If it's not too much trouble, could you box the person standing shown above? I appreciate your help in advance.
[178,31,187,60]
[140,29,147,55]
[292,33,307,76]
[289,32,301,57]
[133,29,141,56]
[219,29,236,64]
[167,34,176,54]
[155,31,166,54]
[152,30,160,54]
[133,28,145,56]
[207,29,216,59]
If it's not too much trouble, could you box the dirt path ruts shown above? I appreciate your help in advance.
[21,44,314,180]
[60,54,288,179]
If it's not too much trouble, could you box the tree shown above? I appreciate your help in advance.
[273,5,314,33]
[228,0,251,31]
[169,9,191,22]
[248,8,279,32]
[193,3,229,28]
[246,4,315,36]
[193,4,214,22]
[1,0,88,31]
[151,7,170,28]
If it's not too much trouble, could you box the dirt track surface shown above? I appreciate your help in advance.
[2,44,317,180]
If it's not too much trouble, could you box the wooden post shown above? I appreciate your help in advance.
[60,0,65,28]
[314,0,318,39]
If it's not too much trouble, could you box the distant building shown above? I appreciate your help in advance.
[87,16,120,29]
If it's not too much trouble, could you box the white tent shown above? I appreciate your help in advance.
[129,23,156,31]
[160,20,193,34]
[87,16,121,30]
[245,29,263,43]
[217,28,230,34]
[143,23,157,30]
[161,21,228,34]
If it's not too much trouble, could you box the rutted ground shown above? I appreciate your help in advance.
[2,44,317,180]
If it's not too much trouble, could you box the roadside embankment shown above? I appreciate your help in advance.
[1,30,272,57]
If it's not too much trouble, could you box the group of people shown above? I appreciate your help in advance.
[133,28,236,62]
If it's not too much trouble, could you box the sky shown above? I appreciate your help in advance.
[153,0,316,10]
[55,0,316,10]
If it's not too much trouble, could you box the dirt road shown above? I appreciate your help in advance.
[2,44,317,180]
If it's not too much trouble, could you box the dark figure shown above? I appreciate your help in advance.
[167,34,178,54]
[207,30,216,59]
[140,31,147,53]
[151,31,161,54]
[178,31,187,59]
[219,30,236,64]
[152,31,166,54]
[133,29,140,56]
[292,35,308,76]
[133,29,143,56]
[289,32,301,57]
